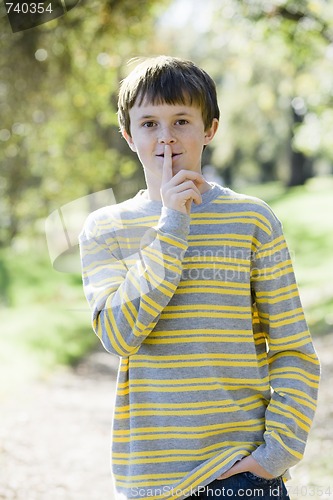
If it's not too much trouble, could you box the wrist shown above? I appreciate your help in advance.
[156,207,190,239]
[217,455,275,481]
[246,456,275,479]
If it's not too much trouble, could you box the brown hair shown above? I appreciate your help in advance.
[118,56,220,136]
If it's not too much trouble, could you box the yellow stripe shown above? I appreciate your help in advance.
[113,439,262,460]
[144,335,261,345]
[187,240,254,250]
[113,419,264,437]
[113,472,183,481]
[256,283,298,297]
[256,291,300,305]
[160,311,250,320]
[251,259,293,277]
[128,359,267,369]
[149,328,255,337]
[260,307,304,322]
[105,215,158,226]
[115,394,266,413]
[267,431,303,461]
[275,399,313,426]
[270,366,320,382]
[113,442,263,465]
[164,304,250,312]
[117,376,269,386]
[270,337,311,351]
[191,210,271,226]
[158,233,187,250]
[212,197,269,207]
[114,401,265,419]
[269,330,309,345]
[116,377,270,395]
[174,287,251,296]
[177,280,249,289]
[269,351,320,367]
[183,262,249,272]
[270,373,320,388]
[273,388,317,411]
[190,217,271,235]
[132,352,266,362]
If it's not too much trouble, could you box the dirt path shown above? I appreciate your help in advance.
[0,336,332,500]
[0,349,118,500]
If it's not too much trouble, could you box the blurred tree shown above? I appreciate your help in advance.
[155,0,333,188]
[1,0,333,248]
[239,0,333,186]
[0,0,169,246]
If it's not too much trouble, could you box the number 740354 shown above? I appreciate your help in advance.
[5,3,53,14]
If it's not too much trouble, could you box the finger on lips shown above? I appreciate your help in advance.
[162,145,205,187]
[160,144,204,213]
[162,145,173,183]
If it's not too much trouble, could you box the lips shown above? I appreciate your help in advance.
[156,153,181,158]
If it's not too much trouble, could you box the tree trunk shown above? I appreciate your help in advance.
[287,106,313,187]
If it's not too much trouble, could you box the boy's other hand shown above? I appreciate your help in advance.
[217,455,275,480]
[160,144,205,216]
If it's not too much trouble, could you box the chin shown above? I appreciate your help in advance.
[172,163,186,173]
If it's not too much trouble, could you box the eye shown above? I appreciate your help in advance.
[142,121,156,128]
[175,119,189,125]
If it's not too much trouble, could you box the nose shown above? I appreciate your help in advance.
[157,126,176,144]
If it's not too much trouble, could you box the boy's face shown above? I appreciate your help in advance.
[122,99,218,196]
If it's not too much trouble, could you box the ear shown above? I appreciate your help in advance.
[121,128,137,153]
[203,118,219,146]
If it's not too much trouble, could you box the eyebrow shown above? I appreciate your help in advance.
[138,112,193,120]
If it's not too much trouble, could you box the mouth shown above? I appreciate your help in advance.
[156,153,181,159]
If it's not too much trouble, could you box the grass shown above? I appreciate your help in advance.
[0,248,97,396]
[1,176,332,393]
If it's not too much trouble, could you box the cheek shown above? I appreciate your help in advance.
[184,128,205,142]
[135,144,152,164]
[136,143,150,158]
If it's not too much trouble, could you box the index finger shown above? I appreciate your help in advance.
[161,144,173,185]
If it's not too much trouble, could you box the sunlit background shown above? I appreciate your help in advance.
[1,0,333,497]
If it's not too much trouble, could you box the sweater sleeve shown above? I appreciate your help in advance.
[250,214,320,477]
[79,206,190,357]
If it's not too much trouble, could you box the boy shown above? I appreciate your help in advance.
[79,56,320,500]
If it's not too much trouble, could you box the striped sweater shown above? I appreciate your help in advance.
[79,183,320,500]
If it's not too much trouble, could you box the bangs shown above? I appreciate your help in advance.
[134,78,203,111]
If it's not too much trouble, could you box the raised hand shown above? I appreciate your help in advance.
[160,145,205,215]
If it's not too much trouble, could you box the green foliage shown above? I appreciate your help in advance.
[0,0,170,246]
[1,0,333,248]
[157,0,333,185]
[242,176,333,336]
[0,245,96,393]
